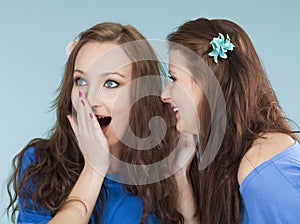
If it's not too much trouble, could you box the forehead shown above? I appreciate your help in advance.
[75,41,132,77]
[75,42,116,69]
[169,49,192,76]
[169,48,185,65]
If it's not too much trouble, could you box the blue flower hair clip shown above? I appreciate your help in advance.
[208,33,235,63]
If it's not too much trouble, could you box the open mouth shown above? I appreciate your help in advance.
[96,116,112,133]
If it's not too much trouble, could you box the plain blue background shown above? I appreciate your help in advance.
[1,0,299,223]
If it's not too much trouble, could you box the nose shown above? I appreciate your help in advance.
[161,81,172,103]
[86,86,104,109]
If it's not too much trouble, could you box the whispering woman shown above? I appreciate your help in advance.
[162,18,300,223]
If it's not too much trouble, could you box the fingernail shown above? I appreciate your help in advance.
[79,91,82,97]
[81,99,85,106]
[89,112,93,119]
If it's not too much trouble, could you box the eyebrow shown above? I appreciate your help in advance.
[73,69,86,75]
[168,70,176,76]
[73,69,125,78]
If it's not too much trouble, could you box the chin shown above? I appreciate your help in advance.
[108,130,125,147]
[106,135,119,147]
[176,121,199,134]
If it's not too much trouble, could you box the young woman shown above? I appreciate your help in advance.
[7,22,185,224]
[161,18,300,223]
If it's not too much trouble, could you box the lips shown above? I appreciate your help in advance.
[96,115,112,133]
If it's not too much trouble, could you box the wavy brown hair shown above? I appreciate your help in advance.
[7,22,184,223]
[168,18,299,223]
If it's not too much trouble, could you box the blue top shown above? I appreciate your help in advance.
[17,146,159,224]
[240,141,300,224]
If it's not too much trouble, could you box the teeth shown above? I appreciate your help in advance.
[173,107,179,112]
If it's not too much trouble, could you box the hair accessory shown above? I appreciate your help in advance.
[66,38,79,56]
[208,33,235,63]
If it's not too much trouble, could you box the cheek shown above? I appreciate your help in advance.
[173,84,199,114]
[112,88,131,111]
[169,85,179,102]
[192,80,203,105]
[71,87,77,109]
[72,85,90,106]
[109,89,131,133]
[97,88,131,144]
[71,86,87,112]
[101,90,121,111]
[171,84,188,105]
[189,90,201,111]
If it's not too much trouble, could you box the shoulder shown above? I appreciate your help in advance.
[18,145,39,185]
[22,146,37,163]
[238,133,296,185]
[20,144,42,168]
[17,146,53,221]
[20,139,50,168]
[19,139,49,179]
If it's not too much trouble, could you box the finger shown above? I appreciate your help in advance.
[76,90,109,149]
[77,90,103,134]
[76,90,94,134]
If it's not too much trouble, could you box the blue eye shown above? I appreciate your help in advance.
[75,77,87,86]
[104,80,119,88]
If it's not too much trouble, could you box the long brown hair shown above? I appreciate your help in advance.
[7,22,184,223]
[168,18,299,223]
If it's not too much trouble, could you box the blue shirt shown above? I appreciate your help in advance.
[240,141,300,224]
[17,146,159,224]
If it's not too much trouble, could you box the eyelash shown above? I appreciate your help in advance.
[104,80,119,88]
[74,77,87,86]
[168,75,177,82]
[73,77,120,88]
